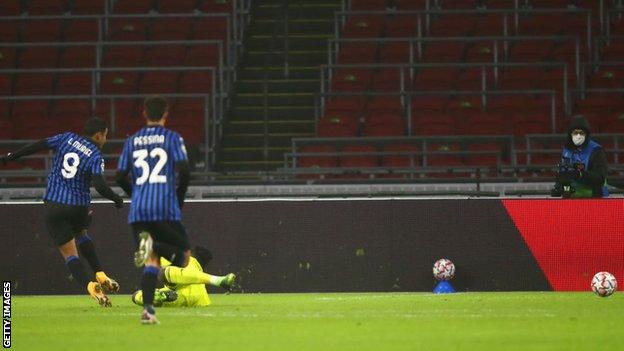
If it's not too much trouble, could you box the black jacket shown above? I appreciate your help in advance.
[554,116,608,198]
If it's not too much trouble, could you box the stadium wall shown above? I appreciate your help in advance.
[1,199,622,295]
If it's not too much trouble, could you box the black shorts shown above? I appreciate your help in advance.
[131,221,190,251]
[44,202,90,246]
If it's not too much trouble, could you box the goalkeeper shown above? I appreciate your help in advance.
[132,246,236,307]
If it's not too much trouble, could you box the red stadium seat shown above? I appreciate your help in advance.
[365,114,405,137]
[139,72,180,94]
[330,69,373,92]
[198,0,234,13]
[350,0,388,10]
[71,0,105,14]
[379,42,411,63]
[460,112,507,135]
[465,143,504,166]
[179,71,214,93]
[19,48,60,68]
[102,47,144,67]
[383,144,420,167]
[64,19,99,41]
[337,43,378,64]
[0,75,12,95]
[411,96,449,113]
[429,15,475,36]
[394,0,427,10]
[340,145,378,168]
[56,73,92,95]
[12,100,49,118]
[343,16,384,38]
[465,41,498,62]
[0,20,20,42]
[367,97,403,115]
[21,20,62,42]
[51,100,91,121]
[144,46,188,67]
[108,19,150,41]
[185,46,221,67]
[152,18,193,41]
[512,113,550,137]
[384,16,419,37]
[59,47,96,67]
[317,115,359,137]
[0,49,17,69]
[371,68,407,91]
[27,0,68,15]
[427,143,463,166]
[325,98,367,116]
[298,145,338,168]
[100,72,139,94]
[422,42,466,62]
[509,40,555,62]
[412,114,454,135]
[317,114,359,138]
[0,0,22,15]
[159,0,199,12]
[192,17,229,42]
[113,0,153,13]
[14,74,54,95]
[413,68,460,90]
[0,117,13,139]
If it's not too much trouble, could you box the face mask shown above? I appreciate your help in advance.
[572,134,585,146]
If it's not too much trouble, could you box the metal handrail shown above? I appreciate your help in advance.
[334,7,593,55]
[0,93,214,170]
[327,35,581,80]
[315,89,558,133]
[0,66,221,126]
[320,61,569,111]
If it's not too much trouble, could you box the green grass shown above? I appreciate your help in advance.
[12,292,624,351]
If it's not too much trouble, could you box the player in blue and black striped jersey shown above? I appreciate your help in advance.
[0,117,124,307]
[116,96,193,324]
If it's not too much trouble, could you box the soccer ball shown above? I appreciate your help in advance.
[433,258,455,281]
[591,272,617,297]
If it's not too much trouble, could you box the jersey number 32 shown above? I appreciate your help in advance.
[133,148,168,185]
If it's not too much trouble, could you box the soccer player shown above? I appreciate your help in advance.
[0,117,124,306]
[116,96,194,324]
[130,248,236,308]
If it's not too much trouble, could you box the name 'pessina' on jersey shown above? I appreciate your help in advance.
[117,125,188,223]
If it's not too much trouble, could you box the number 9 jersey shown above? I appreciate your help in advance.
[117,125,188,223]
[45,132,105,206]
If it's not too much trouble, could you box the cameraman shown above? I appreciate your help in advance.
[552,116,609,198]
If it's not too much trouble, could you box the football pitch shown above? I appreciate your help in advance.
[12,292,624,351]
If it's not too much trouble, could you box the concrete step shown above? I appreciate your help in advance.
[220,146,291,162]
[253,18,335,33]
[239,65,319,80]
[225,119,315,134]
[246,35,332,51]
[220,132,315,148]
[242,50,328,66]
[255,3,342,19]
[230,105,316,120]
[216,160,284,172]
[233,92,316,106]
[236,78,320,94]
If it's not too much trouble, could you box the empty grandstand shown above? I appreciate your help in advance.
[1,0,624,197]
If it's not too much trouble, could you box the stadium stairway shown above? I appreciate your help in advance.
[217,0,341,172]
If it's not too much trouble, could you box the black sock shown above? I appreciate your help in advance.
[141,266,160,310]
[76,234,102,273]
[153,242,185,266]
[65,255,90,288]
